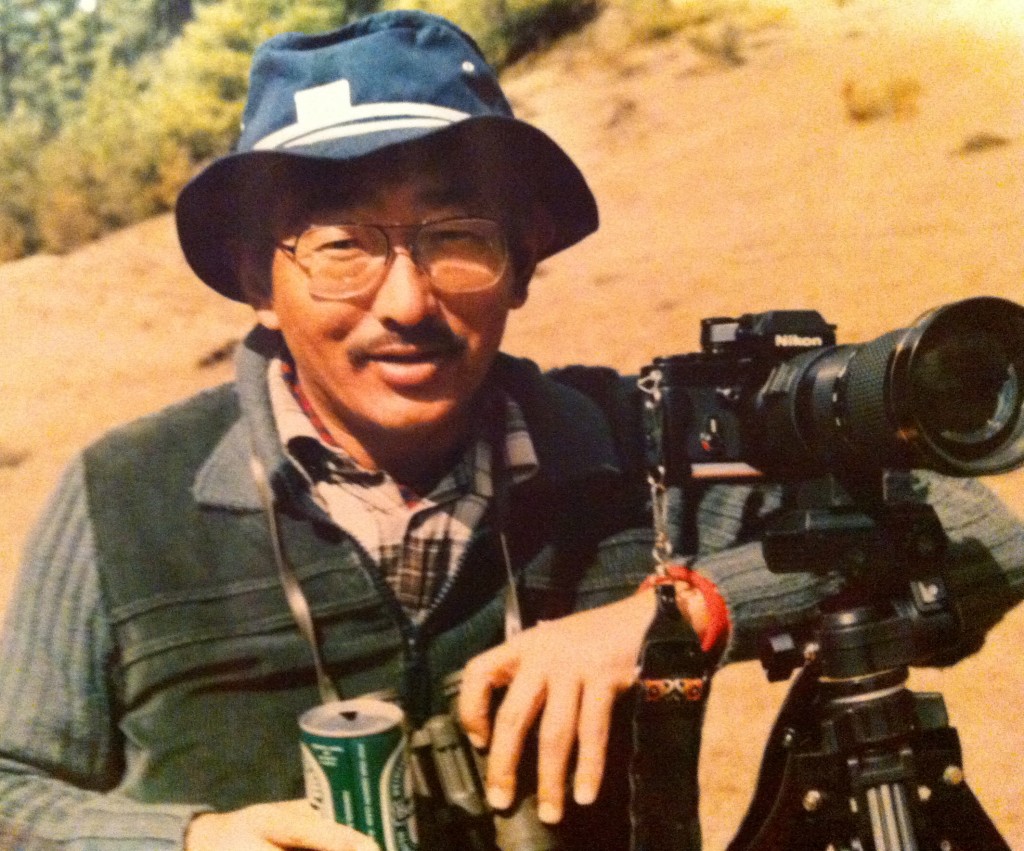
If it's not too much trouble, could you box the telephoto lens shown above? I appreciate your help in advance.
[767,296,1024,476]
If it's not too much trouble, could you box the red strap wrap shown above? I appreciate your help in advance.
[640,563,730,654]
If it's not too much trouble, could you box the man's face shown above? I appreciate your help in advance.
[252,163,529,467]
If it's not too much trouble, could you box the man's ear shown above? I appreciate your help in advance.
[228,238,280,329]
[522,202,557,263]
[511,203,557,305]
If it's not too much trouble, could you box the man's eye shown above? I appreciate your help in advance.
[317,238,363,253]
[428,226,489,248]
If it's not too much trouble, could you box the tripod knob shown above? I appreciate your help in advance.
[760,631,804,682]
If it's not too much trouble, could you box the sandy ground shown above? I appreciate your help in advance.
[0,0,1021,846]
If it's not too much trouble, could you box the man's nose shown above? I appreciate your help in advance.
[370,248,437,326]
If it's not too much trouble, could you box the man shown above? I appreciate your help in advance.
[0,10,1021,851]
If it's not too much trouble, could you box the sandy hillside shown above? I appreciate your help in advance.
[1,0,1022,846]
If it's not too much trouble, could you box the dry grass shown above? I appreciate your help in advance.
[574,0,792,67]
[842,72,923,121]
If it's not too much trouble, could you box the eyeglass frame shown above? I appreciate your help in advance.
[275,216,512,301]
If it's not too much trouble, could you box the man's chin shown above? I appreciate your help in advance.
[357,388,466,433]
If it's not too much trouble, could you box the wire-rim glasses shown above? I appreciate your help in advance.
[277,217,509,301]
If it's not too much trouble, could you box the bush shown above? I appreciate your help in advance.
[495,0,600,66]
[35,184,103,254]
[33,64,169,253]
[0,214,29,263]
[0,109,45,258]
[614,0,790,46]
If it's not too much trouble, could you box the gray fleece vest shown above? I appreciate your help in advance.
[81,364,683,849]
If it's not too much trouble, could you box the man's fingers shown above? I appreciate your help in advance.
[572,680,617,807]
[458,646,518,749]
[186,800,381,851]
[483,670,546,810]
[534,676,583,823]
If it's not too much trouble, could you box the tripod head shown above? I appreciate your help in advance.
[755,469,961,684]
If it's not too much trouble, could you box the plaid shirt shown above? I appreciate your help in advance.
[268,358,538,621]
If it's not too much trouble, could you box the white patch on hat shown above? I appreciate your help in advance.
[253,79,471,151]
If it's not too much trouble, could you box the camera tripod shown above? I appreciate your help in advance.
[726,473,1010,851]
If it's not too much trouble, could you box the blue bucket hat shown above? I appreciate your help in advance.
[175,10,598,302]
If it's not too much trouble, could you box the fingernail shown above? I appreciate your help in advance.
[466,731,486,749]
[574,782,598,806]
[487,786,512,811]
[537,801,561,824]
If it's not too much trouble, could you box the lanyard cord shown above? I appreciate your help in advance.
[489,436,523,641]
[250,454,342,705]
[637,369,674,575]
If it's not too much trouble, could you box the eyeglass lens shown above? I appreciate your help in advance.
[294,218,507,299]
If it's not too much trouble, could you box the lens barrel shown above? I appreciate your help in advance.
[784,296,1024,475]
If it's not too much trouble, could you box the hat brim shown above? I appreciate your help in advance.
[175,116,598,302]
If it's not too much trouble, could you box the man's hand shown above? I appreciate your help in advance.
[185,800,381,851]
[454,592,640,823]
[459,586,712,825]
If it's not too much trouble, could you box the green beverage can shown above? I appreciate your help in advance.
[300,698,418,851]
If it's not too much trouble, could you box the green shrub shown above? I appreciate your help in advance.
[35,182,103,254]
[0,214,29,263]
[495,0,600,66]
[34,64,168,253]
[0,109,45,257]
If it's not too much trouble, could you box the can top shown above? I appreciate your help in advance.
[299,697,404,737]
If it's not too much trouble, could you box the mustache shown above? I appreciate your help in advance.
[350,319,468,363]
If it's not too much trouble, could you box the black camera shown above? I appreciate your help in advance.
[641,296,1024,483]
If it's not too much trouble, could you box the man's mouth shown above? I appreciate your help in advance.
[351,334,468,388]
[359,341,464,366]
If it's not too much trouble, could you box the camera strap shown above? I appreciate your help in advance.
[632,369,716,851]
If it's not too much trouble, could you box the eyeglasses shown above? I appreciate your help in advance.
[277,217,509,301]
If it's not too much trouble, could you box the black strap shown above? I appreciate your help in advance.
[630,584,711,851]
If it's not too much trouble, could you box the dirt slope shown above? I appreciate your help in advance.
[0,1,1021,846]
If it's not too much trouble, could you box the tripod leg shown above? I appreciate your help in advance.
[727,668,833,851]
[728,678,1014,851]
[918,773,1011,851]
[864,782,918,851]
